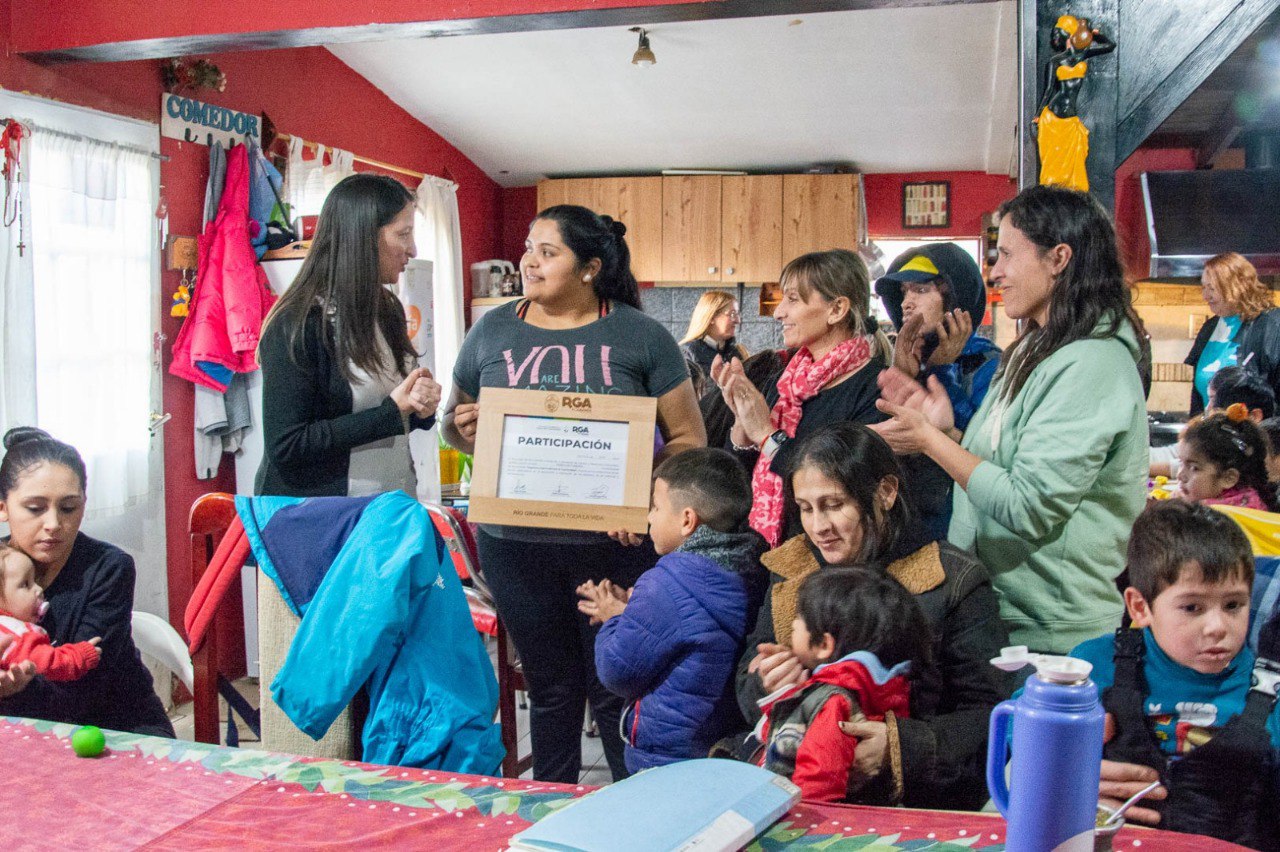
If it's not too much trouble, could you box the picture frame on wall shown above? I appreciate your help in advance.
[902,181,950,229]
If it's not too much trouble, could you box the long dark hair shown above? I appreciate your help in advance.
[783,422,910,564]
[0,427,87,498]
[995,184,1145,402]
[1182,411,1280,511]
[262,173,418,383]
[534,205,641,309]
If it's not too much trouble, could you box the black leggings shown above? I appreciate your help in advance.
[478,530,655,783]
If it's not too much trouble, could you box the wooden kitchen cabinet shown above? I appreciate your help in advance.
[535,177,663,281]
[536,179,568,210]
[595,177,663,282]
[537,172,858,284]
[782,174,858,261]
[721,175,783,283]
[662,175,722,283]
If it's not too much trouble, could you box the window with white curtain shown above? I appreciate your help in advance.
[284,137,355,220]
[413,176,465,407]
[25,133,157,511]
[0,90,159,516]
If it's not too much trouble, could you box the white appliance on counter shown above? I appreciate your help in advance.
[235,256,439,676]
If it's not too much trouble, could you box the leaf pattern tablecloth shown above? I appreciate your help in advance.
[0,718,1240,850]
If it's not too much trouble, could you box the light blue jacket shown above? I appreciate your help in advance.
[239,492,503,773]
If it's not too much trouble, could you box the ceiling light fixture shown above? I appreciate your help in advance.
[630,27,656,67]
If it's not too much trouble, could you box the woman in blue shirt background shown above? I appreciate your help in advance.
[1186,252,1280,416]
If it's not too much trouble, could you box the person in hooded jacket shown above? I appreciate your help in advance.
[875,243,1001,434]
[875,244,1003,540]
[579,449,767,773]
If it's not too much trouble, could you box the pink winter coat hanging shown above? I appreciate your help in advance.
[170,143,276,391]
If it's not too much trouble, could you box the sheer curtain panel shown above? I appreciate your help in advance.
[28,133,156,512]
[0,138,35,432]
[284,137,355,219]
[413,176,465,404]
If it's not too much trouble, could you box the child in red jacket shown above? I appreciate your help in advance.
[754,567,931,802]
[0,545,100,681]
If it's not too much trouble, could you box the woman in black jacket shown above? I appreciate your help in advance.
[1187,252,1280,416]
[0,428,173,736]
[735,423,1007,809]
[680,290,748,382]
[256,173,440,498]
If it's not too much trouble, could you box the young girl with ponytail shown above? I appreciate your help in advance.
[1177,403,1280,511]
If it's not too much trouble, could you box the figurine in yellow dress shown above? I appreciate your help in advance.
[1034,15,1115,192]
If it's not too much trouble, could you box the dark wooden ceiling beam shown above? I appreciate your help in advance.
[22,0,999,64]
[1116,0,1280,164]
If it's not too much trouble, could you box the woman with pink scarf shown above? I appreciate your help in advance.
[714,249,893,549]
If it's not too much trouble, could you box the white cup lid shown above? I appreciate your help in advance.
[990,645,1093,683]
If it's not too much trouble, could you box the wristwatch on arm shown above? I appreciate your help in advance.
[761,429,789,460]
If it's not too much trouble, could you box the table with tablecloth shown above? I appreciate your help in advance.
[0,718,1239,851]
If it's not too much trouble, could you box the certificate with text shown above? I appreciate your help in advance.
[468,389,657,533]
[498,416,630,505]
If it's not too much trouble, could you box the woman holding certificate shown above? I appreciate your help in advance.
[444,205,704,783]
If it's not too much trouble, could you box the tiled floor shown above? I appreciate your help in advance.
[168,663,614,787]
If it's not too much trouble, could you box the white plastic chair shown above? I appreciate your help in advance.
[131,610,194,694]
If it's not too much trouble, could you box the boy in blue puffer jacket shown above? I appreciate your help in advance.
[577,448,768,773]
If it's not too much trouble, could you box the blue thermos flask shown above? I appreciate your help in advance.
[987,646,1105,852]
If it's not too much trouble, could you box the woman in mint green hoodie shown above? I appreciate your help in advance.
[873,185,1148,654]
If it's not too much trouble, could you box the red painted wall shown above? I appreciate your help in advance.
[864,171,1017,239]
[500,186,539,269]
[1114,147,1197,280]
[12,0,711,55]
[0,36,501,666]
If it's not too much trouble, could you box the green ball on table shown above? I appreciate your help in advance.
[71,725,106,758]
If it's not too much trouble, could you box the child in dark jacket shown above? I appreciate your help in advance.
[577,448,767,773]
[753,567,931,802]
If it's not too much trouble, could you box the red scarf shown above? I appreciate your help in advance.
[749,336,873,546]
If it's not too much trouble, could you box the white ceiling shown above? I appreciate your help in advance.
[329,2,1017,188]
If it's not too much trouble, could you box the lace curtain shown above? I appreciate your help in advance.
[284,137,355,220]
[26,132,156,511]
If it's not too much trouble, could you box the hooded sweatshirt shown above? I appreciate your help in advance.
[595,524,768,773]
[875,242,1001,432]
[948,314,1148,653]
[756,651,912,802]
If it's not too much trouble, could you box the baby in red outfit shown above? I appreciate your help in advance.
[0,544,100,680]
